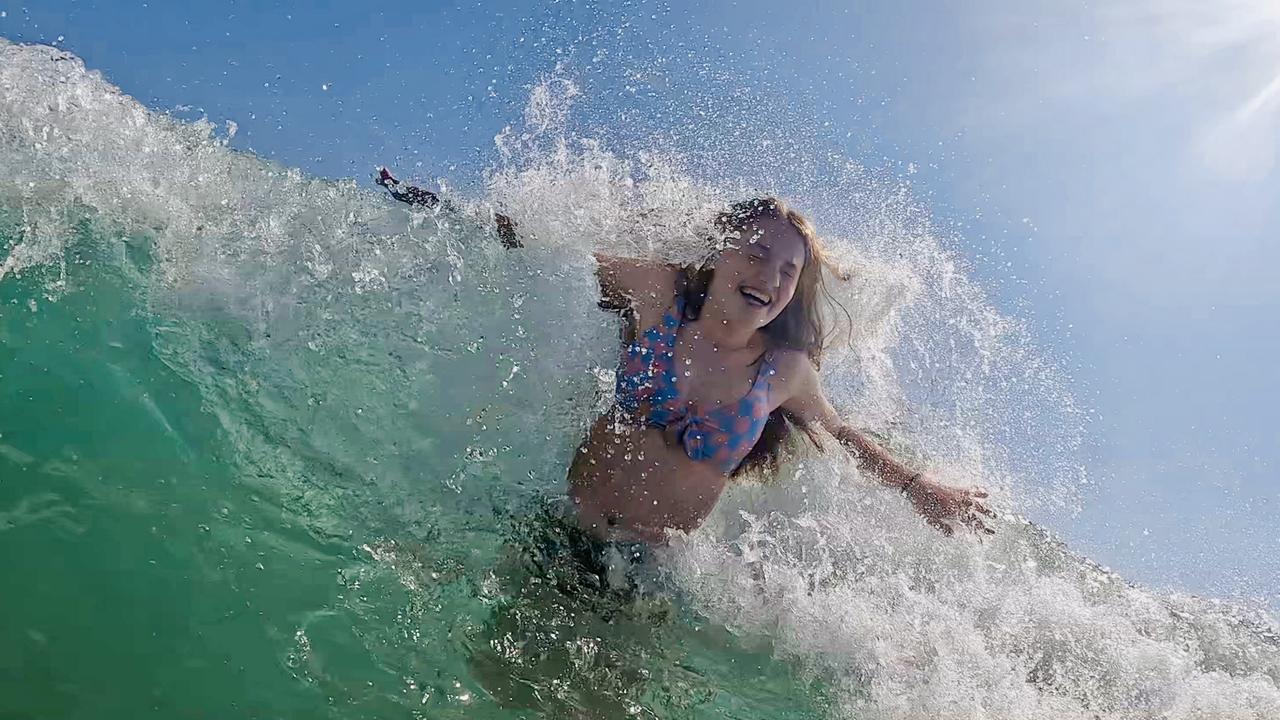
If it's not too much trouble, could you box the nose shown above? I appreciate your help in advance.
[760,261,783,288]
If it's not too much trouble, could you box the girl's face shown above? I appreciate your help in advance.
[709,216,808,329]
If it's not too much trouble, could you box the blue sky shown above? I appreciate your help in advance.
[5,0,1277,603]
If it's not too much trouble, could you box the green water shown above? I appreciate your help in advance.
[0,219,833,718]
[5,33,1280,716]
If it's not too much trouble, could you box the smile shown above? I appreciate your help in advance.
[739,286,772,307]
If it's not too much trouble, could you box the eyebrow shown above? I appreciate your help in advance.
[754,243,799,271]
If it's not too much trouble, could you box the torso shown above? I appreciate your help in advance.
[568,278,804,543]
[568,412,728,543]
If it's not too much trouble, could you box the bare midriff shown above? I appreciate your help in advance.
[567,408,729,543]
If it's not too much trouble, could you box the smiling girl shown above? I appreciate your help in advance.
[377,170,993,551]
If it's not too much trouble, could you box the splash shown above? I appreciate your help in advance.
[2,38,1277,720]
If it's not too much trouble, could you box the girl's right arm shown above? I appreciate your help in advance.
[376,167,522,249]
[375,168,673,302]
[593,254,677,311]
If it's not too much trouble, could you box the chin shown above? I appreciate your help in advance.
[743,310,773,328]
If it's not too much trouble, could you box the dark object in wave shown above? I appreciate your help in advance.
[376,167,522,249]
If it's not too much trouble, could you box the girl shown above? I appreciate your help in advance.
[377,169,993,546]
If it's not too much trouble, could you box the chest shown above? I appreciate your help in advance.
[669,334,768,410]
[617,303,778,421]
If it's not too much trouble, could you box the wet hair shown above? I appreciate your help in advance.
[678,196,851,479]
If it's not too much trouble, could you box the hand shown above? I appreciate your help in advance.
[904,475,995,536]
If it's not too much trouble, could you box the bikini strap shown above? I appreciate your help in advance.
[672,268,688,322]
[751,350,778,393]
[665,267,689,336]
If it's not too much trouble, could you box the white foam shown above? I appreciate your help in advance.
[671,451,1280,718]
[2,38,1276,719]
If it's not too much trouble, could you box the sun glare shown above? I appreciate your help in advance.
[1103,0,1280,179]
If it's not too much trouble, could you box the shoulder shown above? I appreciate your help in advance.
[767,348,817,383]
[770,348,839,427]
[594,254,680,310]
[763,347,821,400]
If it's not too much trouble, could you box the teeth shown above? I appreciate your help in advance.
[740,288,770,305]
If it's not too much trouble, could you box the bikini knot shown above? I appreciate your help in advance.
[664,403,723,461]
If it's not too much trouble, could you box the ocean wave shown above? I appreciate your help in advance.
[2,38,1277,719]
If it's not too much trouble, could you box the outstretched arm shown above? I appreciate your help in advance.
[781,357,994,536]
[376,168,521,249]
[375,169,683,317]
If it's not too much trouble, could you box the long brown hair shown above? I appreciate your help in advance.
[679,196,850,479]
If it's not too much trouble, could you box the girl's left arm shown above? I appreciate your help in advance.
[780,356,995,536]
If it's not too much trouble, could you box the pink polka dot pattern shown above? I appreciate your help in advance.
[615,297,775,475]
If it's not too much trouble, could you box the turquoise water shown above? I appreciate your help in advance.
[3,39,1279,720]
[0,215,834,719]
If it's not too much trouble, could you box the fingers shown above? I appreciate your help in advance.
[965,514,996,536]
[958,505,997,536]
[927,510,995,538]
[913,483,997,537]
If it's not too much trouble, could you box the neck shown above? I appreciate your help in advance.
[694,298,760,350]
